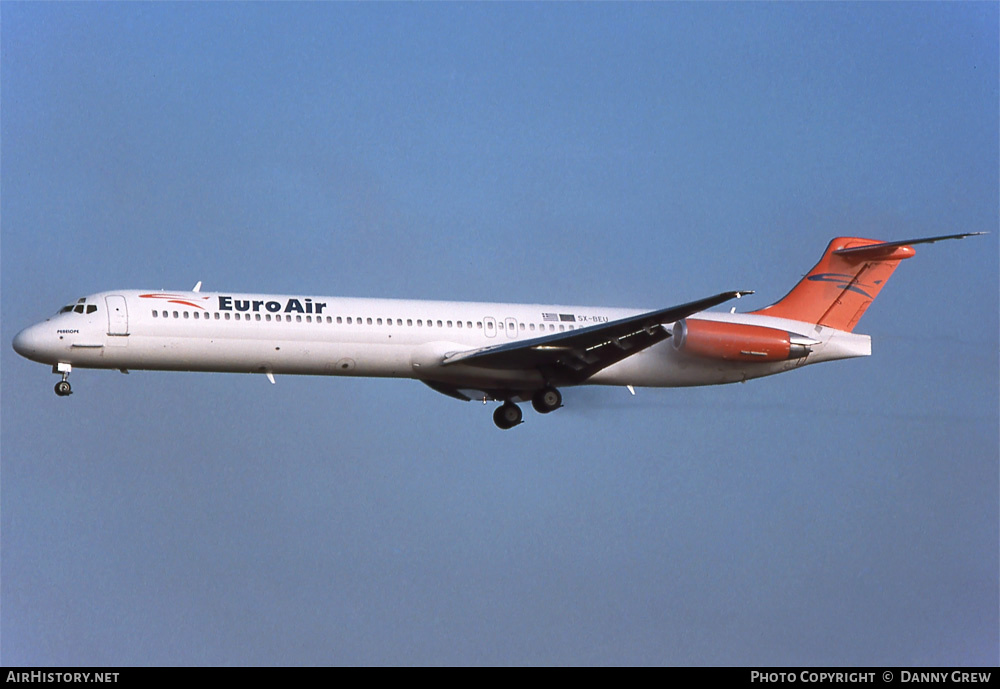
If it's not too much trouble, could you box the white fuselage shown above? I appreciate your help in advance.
[13,289,871,396]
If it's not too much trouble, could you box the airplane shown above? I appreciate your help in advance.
[12,233,980,429]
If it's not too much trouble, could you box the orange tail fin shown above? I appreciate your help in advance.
[752,236,937,332]
[753,233,982,331]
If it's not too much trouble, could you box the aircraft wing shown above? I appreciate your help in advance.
[441,290,751,384]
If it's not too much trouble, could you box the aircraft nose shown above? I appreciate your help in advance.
[12,324,45,361]
[12,326,34,357]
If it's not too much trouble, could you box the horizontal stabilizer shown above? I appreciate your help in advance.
[832,232,984,259]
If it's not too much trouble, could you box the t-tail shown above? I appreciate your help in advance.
[751,233,982,332]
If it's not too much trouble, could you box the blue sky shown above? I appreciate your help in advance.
[2,3,997,665]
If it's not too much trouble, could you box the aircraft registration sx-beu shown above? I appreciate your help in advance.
[13,233,980,429]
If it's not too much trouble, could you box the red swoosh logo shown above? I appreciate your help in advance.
[139,293,210,310]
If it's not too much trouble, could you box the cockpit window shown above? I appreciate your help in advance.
[60,300,98,315]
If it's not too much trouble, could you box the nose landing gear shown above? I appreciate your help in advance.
[53,363,72,397]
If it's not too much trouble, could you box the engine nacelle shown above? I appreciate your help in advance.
[672,319,816,362]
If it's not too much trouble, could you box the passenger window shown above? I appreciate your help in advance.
[397,319,402,326]
[457,321,463,329]
[377,318,382,325]
[296,315,302,322]
[265,314,271,321]
[184,312,190,319]
[437,320,443,327]
[337,317,342,324]
[256,314,262,321]
[224,313,229,320]
[407,319,413,326]
[447,321,453,328]
[366,318,372,325]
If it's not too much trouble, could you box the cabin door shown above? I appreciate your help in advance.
[106,295,129,336]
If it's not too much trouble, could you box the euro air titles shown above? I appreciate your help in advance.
[217,296,327,314]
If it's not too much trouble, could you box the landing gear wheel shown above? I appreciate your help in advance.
[531,386,562,414]
[54,380,72,397]
[493,402,523,430]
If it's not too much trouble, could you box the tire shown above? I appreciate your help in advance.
[531,387,562,414]
[493,402,522,429]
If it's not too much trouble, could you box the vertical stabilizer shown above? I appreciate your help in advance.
[752,234,979,332]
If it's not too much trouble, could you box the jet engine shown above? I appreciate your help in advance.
[672,319,816,362]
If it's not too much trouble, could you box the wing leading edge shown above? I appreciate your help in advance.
[441,290,751,385]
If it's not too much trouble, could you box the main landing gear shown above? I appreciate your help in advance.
[531,386,562,414]
[493,387,563,430]
[53,363,72,397]
[493,402,522,430]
